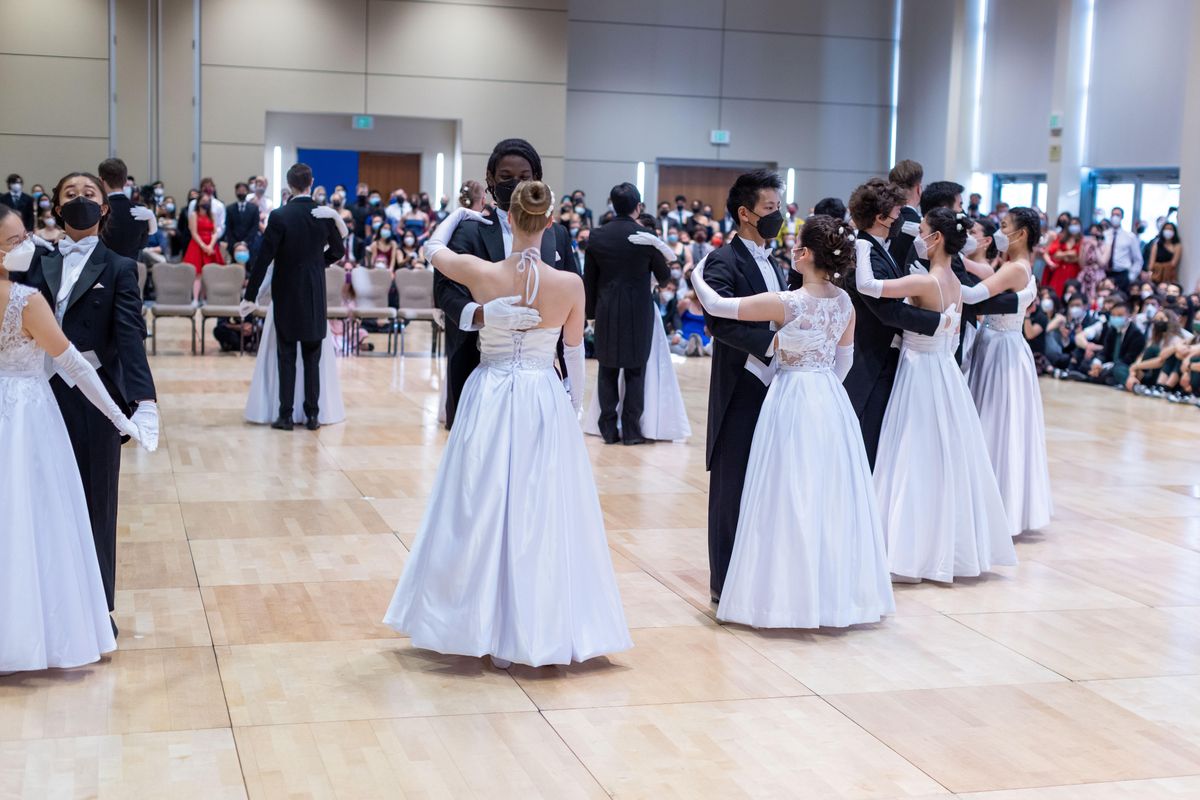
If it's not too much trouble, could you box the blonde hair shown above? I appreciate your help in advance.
[508,180,553,236]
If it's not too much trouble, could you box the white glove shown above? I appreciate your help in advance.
[482,295,541,331]
[239,299,257,319]
[52,345,142,443]
[130,205,158,235]
[834,344,854,381]
[130,400,160,452]
[908,261,929,275]
[690,259,742,320]
[855,239,885,298]
[563,341,585,413]
[425,207,491,264]
[938,310,958,333]
[311,205,349,238]
[900,220,921,238]
[960,281,992,305]
[627,230,678,263]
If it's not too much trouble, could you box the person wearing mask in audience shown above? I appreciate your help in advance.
[655,278,681,334]
[571,189,593,227]
[1041,293,1071,370]
[366,222,399,270]
[398,229,425,270]
[572,226,589,274]
[1025,292,1052,373]
[35,210,64,245]
[96,158,155,261]
[35,192,53,224]
[690,226,712,265]
[225,182,261,255]
[887,159,923,266]
[210,242,259,353]
[1130,309,1186,397]
[1148,221,1182,284]
[349,183,372,237]
[663,225,691,269]
[1044,215,1083,299]
[188,177,226,243]
[401,201,428,239]
[339,211,365,267]
[149,181,165,212]
[311,186,328,207]
[1102,207,1143,294]
[1086,298,1145,387]
[967,192,983,219]
[12,172,159,634]
[1,173,35,230]
[183,195,225,298]
[668,194,691,230]
[141,217,169,267]
[251,175,271,221]
[29,183,45,203]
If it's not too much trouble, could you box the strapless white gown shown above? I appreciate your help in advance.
[384,324,632,666]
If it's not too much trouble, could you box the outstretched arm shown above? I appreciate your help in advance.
[854,240,935,299]
[424,207,495,290]
[690,260,785,324]
[962,255,994,280]
[960,259,1029,303]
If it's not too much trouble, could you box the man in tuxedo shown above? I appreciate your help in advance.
[2,173,35,230]
[225,181,262,251]
[98,158,154,261]
[701,169,788,602]
[887,159,923,266]
[15,177,158,633]
[243,163,344,431]
[436,137,576,429]
[583,182,670,444]
[842,178,945,469]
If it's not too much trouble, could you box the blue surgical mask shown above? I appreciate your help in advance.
[1068,224,1081,235]
[667,234,679,244]
[1109,314,1127,330]
[234,250,250,264]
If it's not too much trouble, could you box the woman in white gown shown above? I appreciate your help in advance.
[244,209,347,425]
[686,217,894,628]
[855,208,1016,582]
[384,182,631,668]
[960,207,1053,537]
[0,216,146,672]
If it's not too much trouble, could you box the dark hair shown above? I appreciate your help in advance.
[975,217,999,259]
[725,169,784,221]
[924,207,968,255]
[888,159,923,190]
[636,212,657,229]
[235,181,249,193]
[97,157,128,190]
[1111,206,1124,218]
[675,194,687,203]
[799,215,855,282]
[1007,206,1041,256]
[51,172,108,228]
[286,163,313,192]
[610,182,641,216]
[0,204,13,224]
[919,180,964,215]
[485,138,542,181]
[1110,298,1130,313]
[813,196,847,220]
[6,174,22,184]
[848,178,904,231]
[1160,221,1181,245]
[1067,292,1087,307]
[458,179,484,209]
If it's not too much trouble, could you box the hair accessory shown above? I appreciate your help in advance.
[833,272,841,279]
[837,225,844,235]
[546,189,555,217]
[832,248,841,256]
[956,223,963,230]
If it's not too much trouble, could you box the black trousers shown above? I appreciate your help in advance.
[444,335,480,430]
[856,352,899,471]
[51,377,122,612]
[596,364,645,442]
[277,332,321,419]
[1109,269,1131,294]
[707,370,768,597]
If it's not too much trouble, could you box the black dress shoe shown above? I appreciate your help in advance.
[110,616,119,637]
[271,416,294,431]
[601,434,620,445]
[305,416,321,431]
[710,592,721,604]
[622,436,647,446]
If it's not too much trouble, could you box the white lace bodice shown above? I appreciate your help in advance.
[479,325,562,371]
[775,288,853,371]
[0,284,42,376]
[982,272,1038,333]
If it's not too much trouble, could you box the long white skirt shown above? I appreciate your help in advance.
[244,305,346,425]
[583,306,692,441]
[0,376,115,672]
[717,368,894,629]
[875,344,1017,582]
[384,363,632,667]
[968,327,1053,535]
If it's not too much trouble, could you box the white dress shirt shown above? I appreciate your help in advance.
[740,237,780,386]
[458,209,515,332]
[188,196,227,239]
[56,235,100,319]
[1108,226,1144,279]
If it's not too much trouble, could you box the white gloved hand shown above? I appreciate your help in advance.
[52,345,142,442]
[855,239,885,298]
[130,205,158,235]
[689,259,742,319]
[311,205,349,238]
[563,341,585,413]
[908,261,929,275]
[628,230,678,263]
[425,207,492,264]
[901,220,921,238]
[834,344,854,381]
[482,295,541,331]
[239,299,257,319]
[130,400,160,452]
[938,310,959,333]
[960,281,992,305]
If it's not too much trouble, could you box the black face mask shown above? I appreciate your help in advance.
[60,196,103,230]
[1153,320,1169,334]
[750,209,784,240]
[490,178,520,211]
[236,192,248,201]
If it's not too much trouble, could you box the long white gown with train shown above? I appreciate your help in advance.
[874,287,1017,582]
[244,264,345,425]
[967,272,1053,536]
[717,288,894,628]
[384,267,632,666]
[583,303,692,441]
[0,284,116,672]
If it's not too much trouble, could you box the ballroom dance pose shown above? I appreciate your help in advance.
[700,170,789,602]
[689,215,894,628]
[385,182,631,669]
[856,208,1016,582]
[961,206,1053,536]
[14,172,159,634]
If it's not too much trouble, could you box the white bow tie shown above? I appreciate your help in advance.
[746,241,772,262]
[59,237,97,258]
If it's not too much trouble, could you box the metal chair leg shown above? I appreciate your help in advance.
[200,318,207,355]
[152,316,157,355]
[191,318,197,355]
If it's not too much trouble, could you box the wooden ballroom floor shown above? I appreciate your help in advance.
[5,324,1200,799]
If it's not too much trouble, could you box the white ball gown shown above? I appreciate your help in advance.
[583,302,692,441]
[967,273,1053,536]
[0,284,116,671]
[717,288,894,628]
[243,264,345,425]
[874,292,1017,582]
[384,316,632,667]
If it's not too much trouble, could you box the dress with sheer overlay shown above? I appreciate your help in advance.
[0,284,116,671]
[874,283,1017,582]
[384,252,632,666]
[716,287,895,628]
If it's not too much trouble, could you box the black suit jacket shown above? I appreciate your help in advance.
[100,193,150,260]
[583,216,670,369]
[244,197,344,342]
[17,241,156,412]
[1,191,35,231]
[843,231,942,416]
[225,199,261,246]
[1101,323,1146,365]
[888,205,921,267]
[701,237,785,468]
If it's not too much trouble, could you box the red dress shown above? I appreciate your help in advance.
[1044,237,1080,299]
[183,214,223,274]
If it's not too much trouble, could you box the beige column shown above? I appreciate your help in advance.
[1177,0,1200,291]
[1044,0,1093,219]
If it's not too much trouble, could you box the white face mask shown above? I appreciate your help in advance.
[1143,304,1158,318]
[2,237,35,273]
[660,291,675,303]
[960,235,979,257]
[1162,229,1175,241]
[122,186,133,198]
[9,183,22,194]
[913,233,934,260]
[1040,298,1054,312]
[1069,306,1084,320]
[993,230,1010,253]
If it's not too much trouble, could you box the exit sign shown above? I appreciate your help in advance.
[352,115,374,130]
[710,129,731,145]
